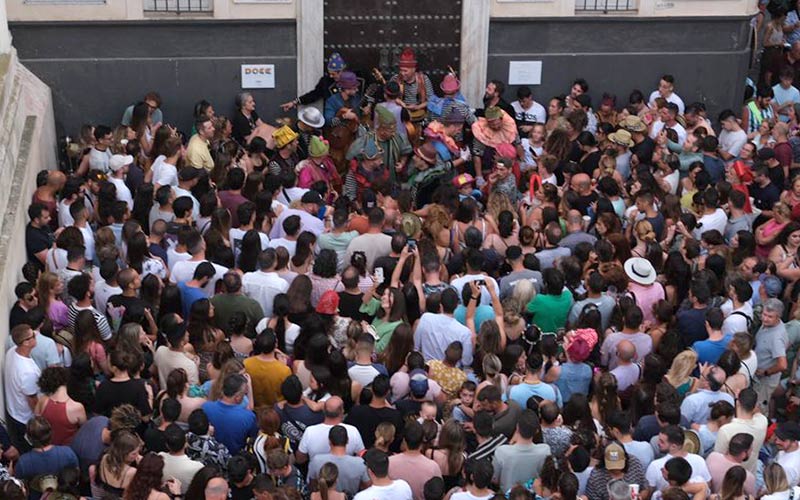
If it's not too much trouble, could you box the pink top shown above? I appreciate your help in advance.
[86,341,107,372]
[756,219,787,259]
[628,282,665,325]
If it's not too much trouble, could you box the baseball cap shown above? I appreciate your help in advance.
[178,167,201,181]
[301,190,323,205]
[775,421,800,441]
[108,154,134,172]
[604,442,626,470]
[409,368,429,398]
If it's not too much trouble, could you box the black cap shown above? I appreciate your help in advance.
[775,421,800,441]
[178,167,201,181]
[757,148,776,161]
[301,190,323,205]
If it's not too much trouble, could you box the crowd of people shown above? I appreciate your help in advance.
[2,38,800,500]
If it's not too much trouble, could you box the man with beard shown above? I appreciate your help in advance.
[281,52,347,111]
[481,80,515,118]
[348,105,411,184]
[325,71,363,127]
[294,107,325,161]
[390,47,434,127]
[268,126,301,177]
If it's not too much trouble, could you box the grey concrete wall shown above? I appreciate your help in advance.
[9,20,298,137]
[488,16,752,121]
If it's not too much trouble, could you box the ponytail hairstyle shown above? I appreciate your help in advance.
[271,293,290,352]
[317,462,339,500]
[351,251,368,277]
[482,354,503,389]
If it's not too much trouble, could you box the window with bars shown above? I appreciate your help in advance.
[143,0,212,13]
[575,0,637,12]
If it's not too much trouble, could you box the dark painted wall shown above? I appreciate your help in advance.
[10,20,297,138]
[488,16,752,122]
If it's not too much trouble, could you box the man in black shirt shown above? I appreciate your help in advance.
[750,164,782,217]
[344,375,404,452]
[10,282,37,330]
[25,203,53,271]
[106,268,157,335]
[373,233,407,287]
[338,266,369,322]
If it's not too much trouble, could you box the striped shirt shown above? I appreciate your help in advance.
[391,73,435,108]
[67,303,113,341]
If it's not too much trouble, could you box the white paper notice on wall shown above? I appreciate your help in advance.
[241,64,275,89]
[508,61,542,85]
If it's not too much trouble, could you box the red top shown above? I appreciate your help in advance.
[41,399,79,445]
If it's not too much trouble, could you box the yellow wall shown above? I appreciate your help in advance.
[8,0,296,22]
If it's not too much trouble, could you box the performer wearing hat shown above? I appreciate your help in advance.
[324,71,363,127]
[294,107,325,160]
[428,73,475,127]
[297,136,341,196]
[424,110,471,173]
[471,106,521,183]
[408,141,453,207]
[343,134,389,202]
[268,126,300,177]
[281,52,348,111]
[348,105,412,184]
[390,48,435,126]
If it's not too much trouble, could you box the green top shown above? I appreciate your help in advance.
[359,297,402,352]
[526,289,574,333]
[667,139,703,172]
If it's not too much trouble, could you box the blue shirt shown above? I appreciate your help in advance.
[508,381,562,408]
[773,83,800,121]
[16,446,79,500]
[454,304,496,331]
[178,281,207,319]
[679,389,734,425]
[677,307,708,349]
[202,400,258,455]
[555,362,592,403]
[692,335,732,366]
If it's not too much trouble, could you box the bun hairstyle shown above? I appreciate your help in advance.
[634,220,656,243]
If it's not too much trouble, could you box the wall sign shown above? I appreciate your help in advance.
[508,61,542,85]
[241,64,275,89]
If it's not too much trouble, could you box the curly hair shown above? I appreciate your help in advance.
[313,248,339,278]
[38,366,70,395]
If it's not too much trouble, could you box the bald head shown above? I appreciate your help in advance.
[566,209,584,232]
[571,173,591,194]
[616,340,636,363]
[775,122,790,139]
[323,396,344,420]
[48,170,67,189]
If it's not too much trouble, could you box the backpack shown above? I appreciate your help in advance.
[730,310,759,336]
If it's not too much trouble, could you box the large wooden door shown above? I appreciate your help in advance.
[323,0,462,85]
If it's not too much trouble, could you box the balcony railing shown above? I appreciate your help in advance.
[575,0,637,12]
[144,0,212,13]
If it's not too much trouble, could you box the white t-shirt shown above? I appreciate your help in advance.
[169,259,228,297]
[651,119,688,145]
[298,423,365,460]
[75,224,96,263]
[450,274,500,306]
[88,147,113,173]
[777,448,800,486]
[511,100,547,125]
[719,129,748,157]
[268,238,297,257]
[4,348,41,423]
[353,480,413,500]
[242,270,289,318]
[109,176,133,211]
[450,492,495,500]
[94,280,122,317]
[152,155,179,188]
[646,453,710,491]
[276,186,309,206]
[167,248,192,272]
[722,302,753,337]
[58,200,75,228]
[172,186,200,220]
[648,90,686,114]
[229,228,269,262]
[693,208,728,240]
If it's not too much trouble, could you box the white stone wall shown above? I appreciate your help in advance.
[0,49,56,416]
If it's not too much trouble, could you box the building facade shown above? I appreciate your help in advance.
[8,0,756,136]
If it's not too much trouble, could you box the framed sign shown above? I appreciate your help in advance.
[241,64,275,89]
[508,61,542,85]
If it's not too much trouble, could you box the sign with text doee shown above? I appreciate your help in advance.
[241,64,275,89]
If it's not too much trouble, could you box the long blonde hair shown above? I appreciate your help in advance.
[37,271,61,312]
[487,192,517,224]
[764,463,790,494]
[665,350,698,387]
[317,462,339,500]
[482,354,503,388]
[373,422,395,451]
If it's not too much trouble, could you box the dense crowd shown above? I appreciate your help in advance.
[2,37,800,500]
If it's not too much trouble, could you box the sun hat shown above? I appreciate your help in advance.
[298,107,325,129]
[440,74,460,94]
[619,115,647,133]
[608,129,634,148]
[624,257,657,286]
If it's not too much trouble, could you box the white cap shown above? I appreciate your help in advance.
[108,154,134,172]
